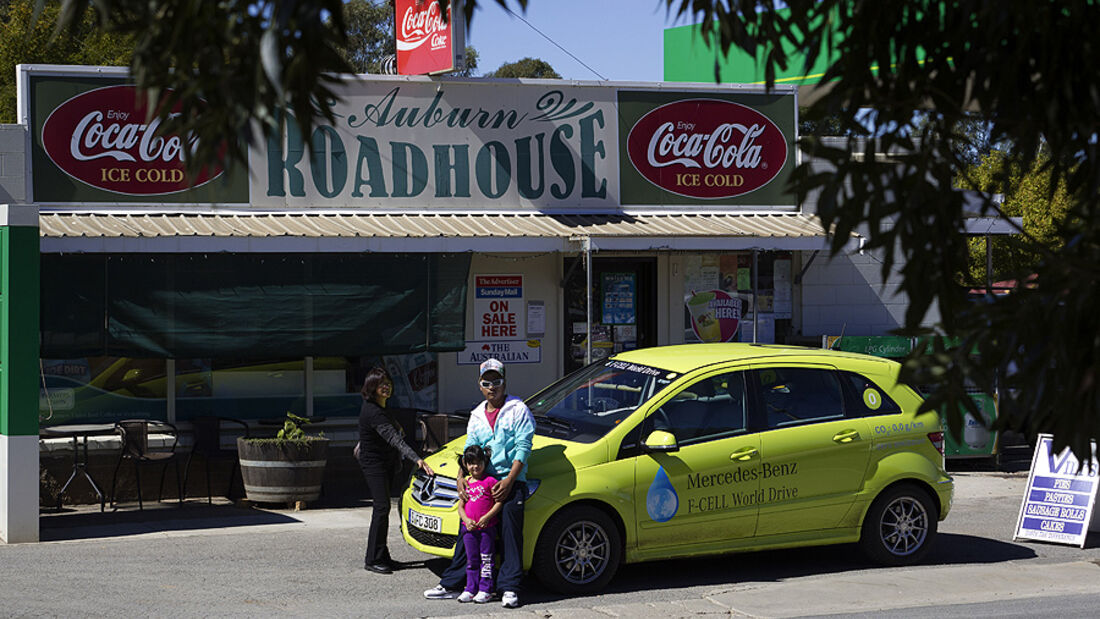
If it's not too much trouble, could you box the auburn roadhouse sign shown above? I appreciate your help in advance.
[40,85,224,196]
[24,67,795,207]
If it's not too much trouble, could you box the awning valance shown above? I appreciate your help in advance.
[39,211,841,252]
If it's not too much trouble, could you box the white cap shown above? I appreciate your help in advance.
[479,358,505,378]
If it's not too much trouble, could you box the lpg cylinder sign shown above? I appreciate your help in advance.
[474,275,524,340]
[1014,434,1100,547]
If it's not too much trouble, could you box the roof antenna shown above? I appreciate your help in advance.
[834,323,847,350]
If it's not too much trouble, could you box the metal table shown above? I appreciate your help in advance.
[40,423,117,511]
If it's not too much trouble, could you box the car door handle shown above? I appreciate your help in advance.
[730,447,758,461]
[833,429,861,443]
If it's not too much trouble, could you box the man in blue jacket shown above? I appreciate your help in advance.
[423,358,535,609]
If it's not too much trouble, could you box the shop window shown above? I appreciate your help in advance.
[682,251,794,345]
[174,358,306,421]
[39,357,168,424]
[313,353,439,419]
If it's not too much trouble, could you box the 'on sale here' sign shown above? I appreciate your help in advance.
[475,275,524,340]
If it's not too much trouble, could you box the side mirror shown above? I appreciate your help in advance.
[643,430,679,453]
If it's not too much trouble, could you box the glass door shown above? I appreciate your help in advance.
[562,257,657,375]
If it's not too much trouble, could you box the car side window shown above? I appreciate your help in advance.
[841,371,902,416]
[644,372,747,445]
[754,367,845,429]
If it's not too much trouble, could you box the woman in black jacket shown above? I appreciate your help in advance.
[358,366,433,574]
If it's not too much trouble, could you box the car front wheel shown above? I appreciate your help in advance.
[860,484,938,566]
[533,505,622,594]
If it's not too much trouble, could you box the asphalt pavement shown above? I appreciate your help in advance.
[4,470,1099,618]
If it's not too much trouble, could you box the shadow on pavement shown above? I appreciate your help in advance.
[39,501,303,542]
[494,533,1040,607]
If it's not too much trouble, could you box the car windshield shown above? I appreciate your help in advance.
[526,359,677,443]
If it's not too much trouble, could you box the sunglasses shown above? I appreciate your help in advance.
[479,378,504,388]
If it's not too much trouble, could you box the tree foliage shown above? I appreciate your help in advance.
[486,57,560,79]
[0,0,133,123]
[339,0,394,74]
[44,0,1100,456]
[957,150,1072,286]
[656,0,1100,457]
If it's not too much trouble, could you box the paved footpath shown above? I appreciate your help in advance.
[4,472,1098,618]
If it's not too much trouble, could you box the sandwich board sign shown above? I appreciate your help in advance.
[1013,434,1100,547]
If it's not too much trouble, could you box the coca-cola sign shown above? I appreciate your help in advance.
[395,0,461,76]
[40,85,223,196]
[625,98,788,199]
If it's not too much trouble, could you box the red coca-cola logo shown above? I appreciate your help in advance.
[397,0,449,52]
[626,98,788,199]
[40,85,224,196]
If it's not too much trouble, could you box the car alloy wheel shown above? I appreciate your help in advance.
[555,519,610,585]
[879,495,929,556]
[860,484,937,566]
[534,505,622,594]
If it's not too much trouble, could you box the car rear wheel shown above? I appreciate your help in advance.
[533,505,622,594]
[860,484,938,566]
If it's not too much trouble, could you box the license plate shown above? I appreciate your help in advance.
[408,508,442,533]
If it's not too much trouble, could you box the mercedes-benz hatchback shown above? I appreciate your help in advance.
[402,344,953,593]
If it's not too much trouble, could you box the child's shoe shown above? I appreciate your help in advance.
[457,591,475,603]
[473,591,493,604]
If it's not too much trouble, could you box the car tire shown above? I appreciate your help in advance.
[533,505,622,594]
[860,484,938,566]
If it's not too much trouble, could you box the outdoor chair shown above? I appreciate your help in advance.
[183,416,250,504]
[109,419,184,510]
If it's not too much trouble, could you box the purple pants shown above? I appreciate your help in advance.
[461,524,497,594]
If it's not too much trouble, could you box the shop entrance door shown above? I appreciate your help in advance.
[562,257,657,374]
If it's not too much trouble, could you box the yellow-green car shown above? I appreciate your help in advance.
[401,344,953,593]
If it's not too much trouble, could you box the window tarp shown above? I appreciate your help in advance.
[41,253,471,358]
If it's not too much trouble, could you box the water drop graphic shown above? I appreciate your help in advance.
[646,466,679,523]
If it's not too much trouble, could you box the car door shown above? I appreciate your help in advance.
[631,370,760,552]
[750,365,873,537]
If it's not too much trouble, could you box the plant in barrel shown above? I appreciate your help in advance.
[237,413,329,506]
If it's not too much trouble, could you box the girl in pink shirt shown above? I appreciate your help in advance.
[456,445,502,603]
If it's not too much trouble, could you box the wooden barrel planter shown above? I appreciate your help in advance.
[237,437,329,504]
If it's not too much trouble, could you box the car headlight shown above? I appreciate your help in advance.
[526,479,540,498]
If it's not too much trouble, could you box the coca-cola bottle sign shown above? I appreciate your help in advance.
[626,98,788,199]
[40,85,225,196]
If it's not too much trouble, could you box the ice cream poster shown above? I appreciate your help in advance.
[685,289,742,342]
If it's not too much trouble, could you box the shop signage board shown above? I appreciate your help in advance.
[24,67,797,210]
[457,339,542,365]
[253,77,797,210]
[21,66,249,204]
[1014,434,1100,547]
[824,335,913,358]
[395,0,465,75]
[473,275,524,340]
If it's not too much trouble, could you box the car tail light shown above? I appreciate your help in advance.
[927,431,945,455]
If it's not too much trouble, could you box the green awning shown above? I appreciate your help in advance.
[41,253,470,358]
